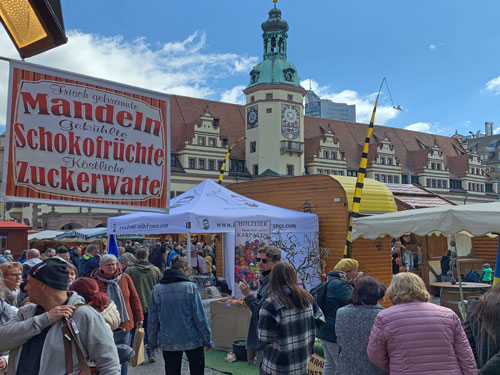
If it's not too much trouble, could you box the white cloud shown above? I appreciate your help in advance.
[494,127,500,135]
[220,85,246,104]
[429,43,442,51]
[301,78,400,124]
[404,121,448,135]
[405,122,431,132]
[0,30,258,125]
[483,76,500,95]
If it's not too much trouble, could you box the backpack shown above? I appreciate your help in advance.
[310,280,331,311]
[463,270,481,283]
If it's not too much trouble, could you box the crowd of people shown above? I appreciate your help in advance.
[0,242,498,375]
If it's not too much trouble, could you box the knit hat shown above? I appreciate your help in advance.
[29,257,69,290]
[69,277,110,312]
[483,263,491,269]
[334,258,359,272]
[57,246,69,254]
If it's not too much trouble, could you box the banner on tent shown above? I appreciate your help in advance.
[270,231,322,291]
[2,60,170,212]
[234,220,271,298]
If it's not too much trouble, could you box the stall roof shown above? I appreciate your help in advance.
[352,201,500,240]
[386,184,455,209]
[56,228,107,241]
[330,176,397,214]
[28,230,64,241]
[0,221,31,229]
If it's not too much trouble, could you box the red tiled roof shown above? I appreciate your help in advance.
[169,96,468,171]
[447,154,471,176]
[170,95,246,159]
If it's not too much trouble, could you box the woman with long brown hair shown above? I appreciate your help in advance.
[464,282,500,374]
[258,262,325,375]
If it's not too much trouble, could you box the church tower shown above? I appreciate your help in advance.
[243,1,306,176]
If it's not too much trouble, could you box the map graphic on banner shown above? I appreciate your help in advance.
[234,220,271,298]
[1,60,170,212]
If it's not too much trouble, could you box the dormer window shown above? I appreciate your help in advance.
[250,69,260,84]
[283,68,295,82]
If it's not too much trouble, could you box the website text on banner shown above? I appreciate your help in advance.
[2,60,170,212]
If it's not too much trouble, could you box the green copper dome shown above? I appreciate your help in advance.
[247,6,301,89]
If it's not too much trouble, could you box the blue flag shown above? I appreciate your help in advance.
[108,234,119,258]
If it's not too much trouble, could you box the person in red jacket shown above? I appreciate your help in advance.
[367,272,477,375]
[92,254,144,375]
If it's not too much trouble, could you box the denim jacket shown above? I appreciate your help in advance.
[147,270,213,351]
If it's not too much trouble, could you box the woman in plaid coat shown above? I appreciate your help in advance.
[258,263,325,375]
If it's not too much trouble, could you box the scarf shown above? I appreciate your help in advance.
[4,286,20,307]
[96,273,130,323]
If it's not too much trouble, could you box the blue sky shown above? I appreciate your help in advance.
[1,0,500,136]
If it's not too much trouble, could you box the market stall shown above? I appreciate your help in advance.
[107,179,319,293]
[352,202,500,319]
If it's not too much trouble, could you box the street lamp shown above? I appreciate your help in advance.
[0,0,67,59]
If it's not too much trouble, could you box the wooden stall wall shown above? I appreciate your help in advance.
[229,175,349,274]
[472,236,498,267]
[351,237,392,287]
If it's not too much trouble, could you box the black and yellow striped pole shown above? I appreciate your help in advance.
[218,136,246,184]
[344,79,385,257]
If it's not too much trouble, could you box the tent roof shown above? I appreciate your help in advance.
[56,228,107,241]
[28,230,64,241]
[352,201,500,240]
[108,179,318,235]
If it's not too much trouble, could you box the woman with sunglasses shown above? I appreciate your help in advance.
[239,246,281,366]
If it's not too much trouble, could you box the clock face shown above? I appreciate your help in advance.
[247,106,258,129]
[281,104,300,139]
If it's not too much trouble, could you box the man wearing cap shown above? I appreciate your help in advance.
[0,257,120,374]
[317,258,360,375]
[56,246,71,262]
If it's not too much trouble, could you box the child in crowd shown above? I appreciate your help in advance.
[482,263,493,284]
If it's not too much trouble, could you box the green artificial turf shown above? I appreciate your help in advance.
[184,350,259,375]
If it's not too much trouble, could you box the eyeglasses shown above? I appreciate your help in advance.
[101,263,117,268]
[5,273,22,278]
[255,258,270,264]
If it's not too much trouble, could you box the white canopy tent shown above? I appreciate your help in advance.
[352,202,500,318]
[352,202,500,240]
[108,179,319,291]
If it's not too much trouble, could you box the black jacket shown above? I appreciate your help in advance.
[464,300,500,375]
[244,270,271,351]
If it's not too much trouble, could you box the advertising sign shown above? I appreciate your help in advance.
[234,220,271,298]
[2,61,170,212]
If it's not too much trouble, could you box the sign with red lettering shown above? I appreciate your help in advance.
[1,61,170,212]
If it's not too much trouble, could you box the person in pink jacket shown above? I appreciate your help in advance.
[367,272,477,375]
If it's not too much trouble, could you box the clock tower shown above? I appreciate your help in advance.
[243,1,306,176]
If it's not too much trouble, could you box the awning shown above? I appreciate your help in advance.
[56,228,107,241]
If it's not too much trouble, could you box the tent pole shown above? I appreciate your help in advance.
[187,231,193,266]
[451,234,466,320]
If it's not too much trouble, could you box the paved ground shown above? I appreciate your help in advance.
[129,357,225,375]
